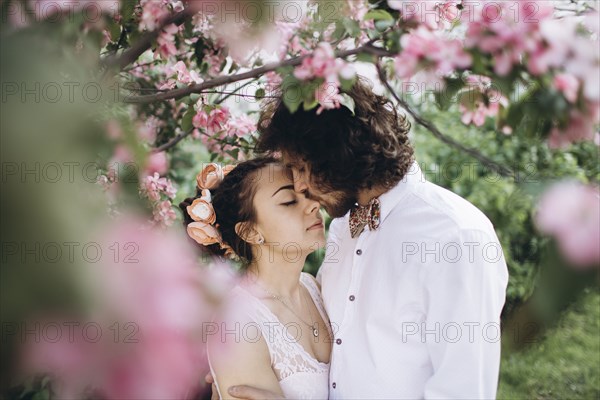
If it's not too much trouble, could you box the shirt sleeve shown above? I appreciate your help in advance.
[422,228,509,399]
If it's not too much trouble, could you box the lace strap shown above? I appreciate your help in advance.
[300,272,329,326]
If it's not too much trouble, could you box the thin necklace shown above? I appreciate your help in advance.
[255,280,320,338]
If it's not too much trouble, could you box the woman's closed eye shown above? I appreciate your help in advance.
[281,199,298,207]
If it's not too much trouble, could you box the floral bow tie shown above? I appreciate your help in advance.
[349,197,381,239]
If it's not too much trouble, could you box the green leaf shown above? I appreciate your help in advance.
[120,0,137,23]
[356,53,377,63]
[181,107,196,132]
[435,77,464,110]
[342,18,361,36]
[283,85,302,113]
[339,93,355,115]
[228,148,239,160]
[31,389,50,400]
[364,9,394,21]
[108,21,121,43]
[340,76,357,92]
[303,98,319,111]
[375,19,395,31]
[281,75,303,114]
[255,88,265,100]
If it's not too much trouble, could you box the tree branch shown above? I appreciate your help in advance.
[375,64,515,179]
[215,78,260,104]
[102,8,195,71]
[123,43,393,104]
[152,128,193,153]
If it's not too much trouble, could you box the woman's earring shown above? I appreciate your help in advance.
[258,237,265,244]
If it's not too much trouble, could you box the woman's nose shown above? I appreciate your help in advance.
[304,197,320,214]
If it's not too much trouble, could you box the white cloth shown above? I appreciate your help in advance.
[208,272,330,400]
[318,161,509,399]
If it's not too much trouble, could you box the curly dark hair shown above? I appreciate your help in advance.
[255,76,414,193]
[179,156,277,266]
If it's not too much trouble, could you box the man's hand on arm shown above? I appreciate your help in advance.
[227,385,285,400]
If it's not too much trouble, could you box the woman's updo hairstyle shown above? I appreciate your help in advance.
[179,156,277,266]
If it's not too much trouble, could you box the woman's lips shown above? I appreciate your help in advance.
[307,222,324,231]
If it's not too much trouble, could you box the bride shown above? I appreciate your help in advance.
[179,156,332,400]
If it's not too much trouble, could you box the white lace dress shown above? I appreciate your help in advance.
[208,272,330,399]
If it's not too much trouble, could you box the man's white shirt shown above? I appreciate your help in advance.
[317,161,509,399]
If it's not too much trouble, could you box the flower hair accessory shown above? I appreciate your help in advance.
[186,163,238,260]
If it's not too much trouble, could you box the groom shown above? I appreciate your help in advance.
[221,77,509,399]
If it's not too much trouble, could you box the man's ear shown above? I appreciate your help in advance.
[234,221,263,244]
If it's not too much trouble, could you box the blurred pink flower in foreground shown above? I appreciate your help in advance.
[144,151,169,176]
[553,73,580,104]
[20,215,239,399]
[535,181,600,267]
[139,0,169,31]
[547,107,600,149]
[394,26,471,88]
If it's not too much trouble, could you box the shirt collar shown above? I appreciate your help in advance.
[376,161,426,226]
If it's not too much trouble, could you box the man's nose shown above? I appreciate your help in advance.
[293,169,309,193]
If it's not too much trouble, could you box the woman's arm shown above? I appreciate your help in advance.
[207,321,284,400]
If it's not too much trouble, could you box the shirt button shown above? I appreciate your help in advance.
[349,295,355,301]
[332,382,336,389]
[356,249,362,255]
[336,338,342,345]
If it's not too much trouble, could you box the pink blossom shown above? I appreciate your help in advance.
[553,74,580,103]
[105,119,122,140]
[203,50,227,77]
[156,24,179,59]
[153,200,178,226]
[207,108,229,134]
[275,20,307,58]
[315,80,344,115]
[173,61,202,84]
[193,107,230,136]
[459,76,508,127]
[293,42,355,84]
[192,110,209,130]
[226,114,256,138]
[136,116,161,143]
[139,0,169,31]
[394,26,471,86]
[464,1,555,76]
[145,151,169,176]
[548,109,598,149]
[264,71,283,91]
[20,216,234,399]
[141,172,177,201]
[535,181,600,267]
[388,0,461,30]
[107,145,134,180]
[157,79,177,90]
[345,0,369,21]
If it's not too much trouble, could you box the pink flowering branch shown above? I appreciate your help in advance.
[123,42,394,104]
[102,8,196,71]
[375,63,515,179]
